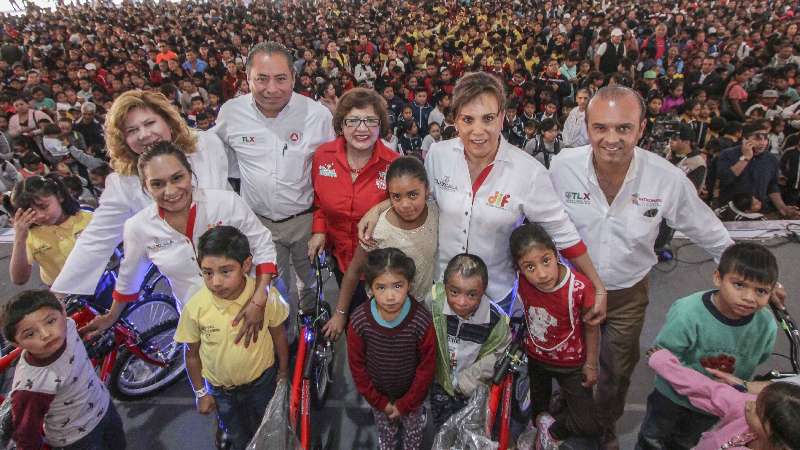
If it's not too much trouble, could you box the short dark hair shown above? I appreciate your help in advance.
[197,225,252,265]
[742,119,768,138]
[363,247,416,288]
[2,290,63,342]
[731,192,755,212]
[718,242,778,286]
[757,382,800,449]
[443,253,489,290]
[332,87,391,139]
[386,156,428,189]
[137,141,194,186]
[11,174,81,217]
[509,223,557,263]
[451,72,507,118]
[246,41,295,75]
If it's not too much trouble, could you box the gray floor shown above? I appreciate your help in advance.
[1,237,798,450]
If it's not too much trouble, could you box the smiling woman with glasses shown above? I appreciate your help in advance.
[308,87,398,314]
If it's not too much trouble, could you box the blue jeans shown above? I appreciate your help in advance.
[57,398,125,450]
[209,366,277,450]
[635,389,718,450]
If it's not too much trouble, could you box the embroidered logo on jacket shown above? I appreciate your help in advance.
[288,131,302,143]
[147,239,175,250]
[240,136,256,144]
[564,192,591,205]
[434,176,457,192]
[375,170,387,190]
[319,163,337,178]
[487,191,511,208]
[631,193,663,208]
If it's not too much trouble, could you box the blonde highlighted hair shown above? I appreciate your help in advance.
[105,90,197,176]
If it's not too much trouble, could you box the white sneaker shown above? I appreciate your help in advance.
[535,413,563,450]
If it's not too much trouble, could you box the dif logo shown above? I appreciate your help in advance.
[487,191,511,208]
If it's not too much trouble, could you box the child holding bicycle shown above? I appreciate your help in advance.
[7,175,92,286]
[347,247,436,450]
[174,226,289,450]
[636,242,778,450]
[426,253,511,428]
[510,223,602,449]
[1,290,125,450]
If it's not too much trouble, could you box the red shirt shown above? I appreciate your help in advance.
[519,266,595,368]
[311,137,398,271]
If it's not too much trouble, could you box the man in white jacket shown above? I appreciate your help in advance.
[549,86,734,449]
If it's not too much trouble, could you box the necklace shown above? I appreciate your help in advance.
[347,153,371,175]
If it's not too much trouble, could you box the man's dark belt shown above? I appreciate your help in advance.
[263,206,315,223]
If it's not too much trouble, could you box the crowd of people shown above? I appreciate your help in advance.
[0,0,800,449]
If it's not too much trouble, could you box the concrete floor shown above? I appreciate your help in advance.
[1,237,798,450]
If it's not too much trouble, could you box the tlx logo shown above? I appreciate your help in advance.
[565,192,590,201]
[488,191,511,208]
[241,136,255,143]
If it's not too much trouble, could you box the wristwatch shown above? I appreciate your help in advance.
[194,386,208,398]
[739,155,751,162]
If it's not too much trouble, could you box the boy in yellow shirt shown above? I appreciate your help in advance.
[175,226,289,450]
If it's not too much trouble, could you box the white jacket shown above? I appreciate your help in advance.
[426,137,584,301]
[549,145,733,290]
[114,189,277,309]
[51,131,229,295]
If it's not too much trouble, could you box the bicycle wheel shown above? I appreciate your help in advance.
[109,319,184,400]
[512,368,532,423]
[122,294,179,333]
[310,340,334,410]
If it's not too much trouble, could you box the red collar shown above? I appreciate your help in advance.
[158,203,198,239]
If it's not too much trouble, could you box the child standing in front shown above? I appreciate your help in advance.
[636,242,778,450]
[327,156,438,340]
[174,226,289,450]
[347,247,436,450]
[2,290,125,449]
[510,223,602,449]
[427,253,510,428]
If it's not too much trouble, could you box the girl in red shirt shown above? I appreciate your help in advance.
[511,223,602,449]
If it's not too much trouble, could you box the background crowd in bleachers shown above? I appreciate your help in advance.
[0,0,799,221]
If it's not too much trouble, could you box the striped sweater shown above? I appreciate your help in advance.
[347,300,436,414]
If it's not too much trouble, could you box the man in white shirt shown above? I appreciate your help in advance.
[549,86,733,449]
[561,88,590,148]
[214,42,335,339]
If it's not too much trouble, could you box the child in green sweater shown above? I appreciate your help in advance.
[636,242,778,450]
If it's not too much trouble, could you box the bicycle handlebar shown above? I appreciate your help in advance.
[492,340,520,385]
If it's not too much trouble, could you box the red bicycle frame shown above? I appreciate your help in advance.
[486,374,514,450]
[0,298,166,387]
[289,324,313,450]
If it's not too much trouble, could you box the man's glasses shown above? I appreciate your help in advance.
[343,117,380,128]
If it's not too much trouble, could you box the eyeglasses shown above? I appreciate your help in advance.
[343,117,380,128]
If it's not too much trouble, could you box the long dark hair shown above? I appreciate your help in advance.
[7,174,81,219]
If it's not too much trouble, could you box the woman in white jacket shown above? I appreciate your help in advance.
[51,90,229,292]
[81,142,277,345]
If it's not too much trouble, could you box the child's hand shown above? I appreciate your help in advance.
[581,364,598,388]
[646,346,663,358]
[322,313,346,341]
[704,368,744,387]
[382,402,394,416]
[196,395,216,415]
[12,208,36,238]
[387,403,401,420]
[232,291,266,347]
